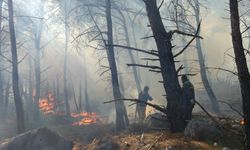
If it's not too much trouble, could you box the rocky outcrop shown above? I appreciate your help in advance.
[184,118,222,141]
[0,127,73,150]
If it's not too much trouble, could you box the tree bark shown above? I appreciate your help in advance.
[8,0,25,133]
[144,0,185,132]
[229,1,250,149]
[106,0,129,131]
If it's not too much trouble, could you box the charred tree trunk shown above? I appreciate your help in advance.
[193,0,220,113]
[144,0,185,132]
[63,0,70,116]
[8,0,25,133]
[106,0,129,131]
[229,1,250,149]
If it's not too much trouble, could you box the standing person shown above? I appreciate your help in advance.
[137,86,153,123]
[181,75,195,125]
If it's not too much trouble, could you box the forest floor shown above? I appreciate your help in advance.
[0,114,244,150]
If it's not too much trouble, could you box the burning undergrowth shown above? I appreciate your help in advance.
[38,92,106,127]
[36,92,115,144]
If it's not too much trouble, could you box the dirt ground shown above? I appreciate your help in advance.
[0,114,244,150]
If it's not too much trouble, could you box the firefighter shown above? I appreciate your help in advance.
[181,75,195,125]
[137,86,153,122]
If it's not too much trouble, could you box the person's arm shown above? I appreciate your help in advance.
[147,93,153,101]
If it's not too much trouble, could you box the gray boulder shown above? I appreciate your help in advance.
[0,127,73,150]
[184,118,222,141]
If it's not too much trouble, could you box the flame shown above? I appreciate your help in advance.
[39,98,55,115]
[240,119,245,126]
[39,92,64,115]
[71,112,98,126]
[38,92,100,126]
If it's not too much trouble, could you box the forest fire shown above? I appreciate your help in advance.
[39,98,55,115]
[38,92,64,115]
[71,112,98,126]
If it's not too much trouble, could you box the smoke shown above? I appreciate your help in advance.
[0,0,246,138]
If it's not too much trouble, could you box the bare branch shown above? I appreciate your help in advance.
[141,58,160,61]
[170,30,203,39]
[0,53,12,63]
[127,64,161,70]
[107,44,159,56]
[218,100,243,117]
[158,0,165,10]
[206,67,238,76]
[174,21,201,58]
[18,53,29,64]
[104,98,167,114]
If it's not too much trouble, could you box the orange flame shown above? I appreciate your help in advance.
[71,112,98,126]
[240,119,245,126]
[39,98,55,115]
[38,92,64,115]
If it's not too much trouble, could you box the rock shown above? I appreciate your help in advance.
[222,147,230,150]
[184,118,222,141]
[0,127,73,150]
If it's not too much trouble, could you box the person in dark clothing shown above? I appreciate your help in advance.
[137,86,153,122]
[181,75,195,124]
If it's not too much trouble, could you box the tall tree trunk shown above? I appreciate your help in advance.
[83,53,91,112]
[116,7,142,94]
[130,18,142,83]
[33,17,43,122]
[63,0,70,115]
[0,0,4,114]
[28,57,33,104]
[144,0,185,132]
[3,78,10,121]
[114,26,125,94]
[56,75,60,112]
[79,80,82,112]
[229,1,250,149]
[106,0,129,131]
[193,0,220,113]
[8,0,25,133]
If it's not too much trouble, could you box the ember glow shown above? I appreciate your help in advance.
[71,112,98,126]
[240,119,245,126]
